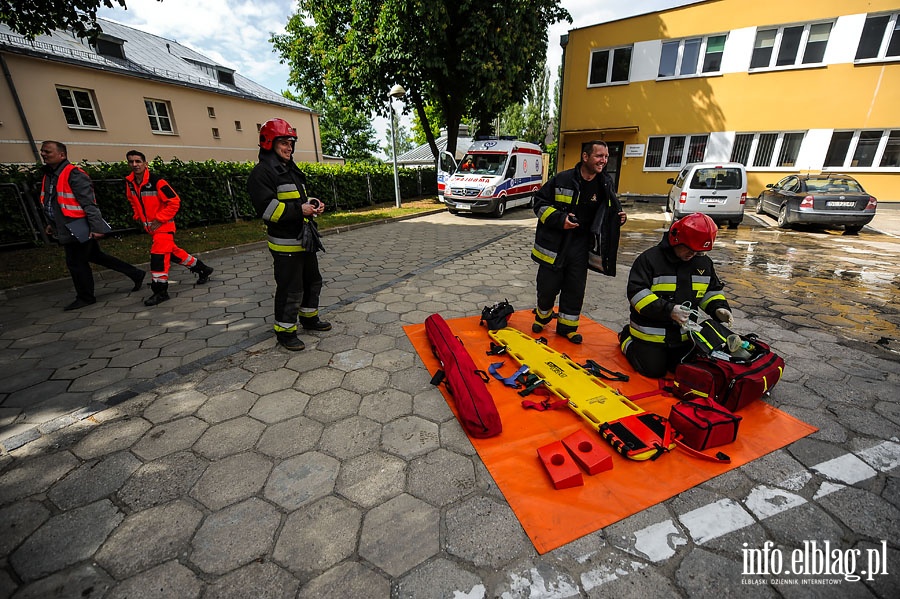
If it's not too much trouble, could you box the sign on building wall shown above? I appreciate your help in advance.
[625,144,645,157]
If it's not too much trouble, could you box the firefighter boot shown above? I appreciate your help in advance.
[532,308,555,333]
[144,281,170,306]
[190,260,214,284]
[275,331,305,351]
[299,315,332,331]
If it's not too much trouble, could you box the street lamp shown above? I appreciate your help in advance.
[388,84,406,209]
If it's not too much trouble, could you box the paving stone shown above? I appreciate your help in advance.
[390,366,434,395]
[440,419,477,456]
[445,495,531,569]
[203,562,299,599]
[315,334,358,354]
[195,389,258,424]
[303,388,362,424]
[193,416,265,459]
[244,369,299,395]
[264,451,339,510]
[94,500,202,578]
[118,451,208,511]
[356,333,397,353]
[675,547,770,598]
[195,366,254,395]
[407,448,476,507]
[11,563,113,599]
[249,389,310,423]
[0,451,79,504]
[2,379,70,409]
[240,351,289,374]
[358,493,439,577]
[319,415,382,460]
[273,495,361,576]
[296,560,390,599]
[334,451,406,508]
[817,486,900,541]
[10,500,123,582]
[47,451,142,510]
[190,497,281,575]
[359,388,412,423]
[284,349,333,373]
[132,416,208,460]
[294,367,345,395]
[341,367,390,395]
[67,366,131,392]
[381,415,440,459]
[412,387,455,423]
[105,560,203,599]
[394,557,485,599]
[0,500,50,557]
[191,451,272,510]
[142,389,208,424]
[255,415,323,459]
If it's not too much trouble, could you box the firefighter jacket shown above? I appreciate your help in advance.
[125,169,180,234]
[626,233,730,346]
[531,162,622,275]
[247,150,313,253]
[40,160,108,244]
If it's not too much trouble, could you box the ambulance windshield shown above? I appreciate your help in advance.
[458,153,505,176]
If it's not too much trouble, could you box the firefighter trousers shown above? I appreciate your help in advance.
[270,250,323,334]
[535,233,590,335]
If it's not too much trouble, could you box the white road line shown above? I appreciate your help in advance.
[812,453,877,485]
[630,519,687,562]
[855,439,900,472]
[744,485,807,520]
[678,499,756,545]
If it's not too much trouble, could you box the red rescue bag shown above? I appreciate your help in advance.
[668,397,741,451]
[425,314,501,438]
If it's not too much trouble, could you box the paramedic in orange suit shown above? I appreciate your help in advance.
[125,150,213,306]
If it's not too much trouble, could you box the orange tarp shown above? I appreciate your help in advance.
[404,310,817,554]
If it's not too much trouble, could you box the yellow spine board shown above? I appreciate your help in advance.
[489,327,674,461]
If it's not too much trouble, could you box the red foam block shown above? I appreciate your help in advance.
[562,429,613,475]
[537,440,584,489]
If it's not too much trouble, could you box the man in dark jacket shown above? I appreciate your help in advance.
[620,212,734,378]
[247,118,330,351]
[531,140,626,343]
[40,140,145,311]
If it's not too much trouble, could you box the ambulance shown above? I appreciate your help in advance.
[439,137,545,217]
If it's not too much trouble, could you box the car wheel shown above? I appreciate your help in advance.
[776,204,791,229]
[448,209,459,215]
[844,225,862,235]
[492,199,506,218]
[755,194,766,215]
[665,196,673,214]
[727,220,739,230]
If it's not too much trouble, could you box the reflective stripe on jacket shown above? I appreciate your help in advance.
[125,169,180,234]
[41,164,87,218]
[247,151,311,253]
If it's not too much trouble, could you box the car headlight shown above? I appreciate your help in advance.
[479,186,496,198]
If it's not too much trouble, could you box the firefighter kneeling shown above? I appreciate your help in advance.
[619,213,734,378]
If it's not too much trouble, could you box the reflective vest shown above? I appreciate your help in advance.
[125,170,179,234]
[41,164,88,218]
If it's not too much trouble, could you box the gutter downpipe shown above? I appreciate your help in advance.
[1,52,41,162]
[556,34,568,177]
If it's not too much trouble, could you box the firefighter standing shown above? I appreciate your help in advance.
[620,213,734,378]
[40,140,146,311]
[125,150,214,306]
[247,118,330,351]
[531,140,626,343]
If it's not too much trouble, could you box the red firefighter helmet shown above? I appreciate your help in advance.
[258,118,297,150]
[668,213,718,252]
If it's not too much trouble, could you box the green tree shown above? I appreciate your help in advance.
[0,1,161,40]
[497,59,552,147]
[382,124,415,158]
[411,104,442,147]
[271,1,570,161]
[283,91,378,162]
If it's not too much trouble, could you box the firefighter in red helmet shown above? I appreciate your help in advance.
[247,118,330,351]
[619,213,733,378]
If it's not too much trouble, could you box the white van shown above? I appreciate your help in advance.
[439,138,544,217]
[666,162,747,229]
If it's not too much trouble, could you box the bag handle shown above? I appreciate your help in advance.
[679,399,739,421]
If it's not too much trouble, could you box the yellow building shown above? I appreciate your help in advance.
[557,0,900,202]
[0,18,324,165]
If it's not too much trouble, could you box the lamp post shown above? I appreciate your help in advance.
[388,84,406,209]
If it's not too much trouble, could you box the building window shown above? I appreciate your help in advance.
[56,87,101,128]
[658,34,726,78]
[824,129,900,168]
[94,37,125,60]
[145,99,174,133]
[588,46,632,85]
[644,134,708,170]
[235,120,242,131]
[750,22,834,69]
[730,132,805,167]
[212,128,220,139]
[217,70,235,86]
[207,106,216,118]
[855,13,900,61]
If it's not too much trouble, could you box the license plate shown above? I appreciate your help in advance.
[826,201,855,207]
[700,197,725,205]
[456,203,471,210]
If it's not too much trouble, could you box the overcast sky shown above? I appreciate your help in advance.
[99,0,699,152]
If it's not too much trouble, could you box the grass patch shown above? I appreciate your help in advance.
[2,199,443,290]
